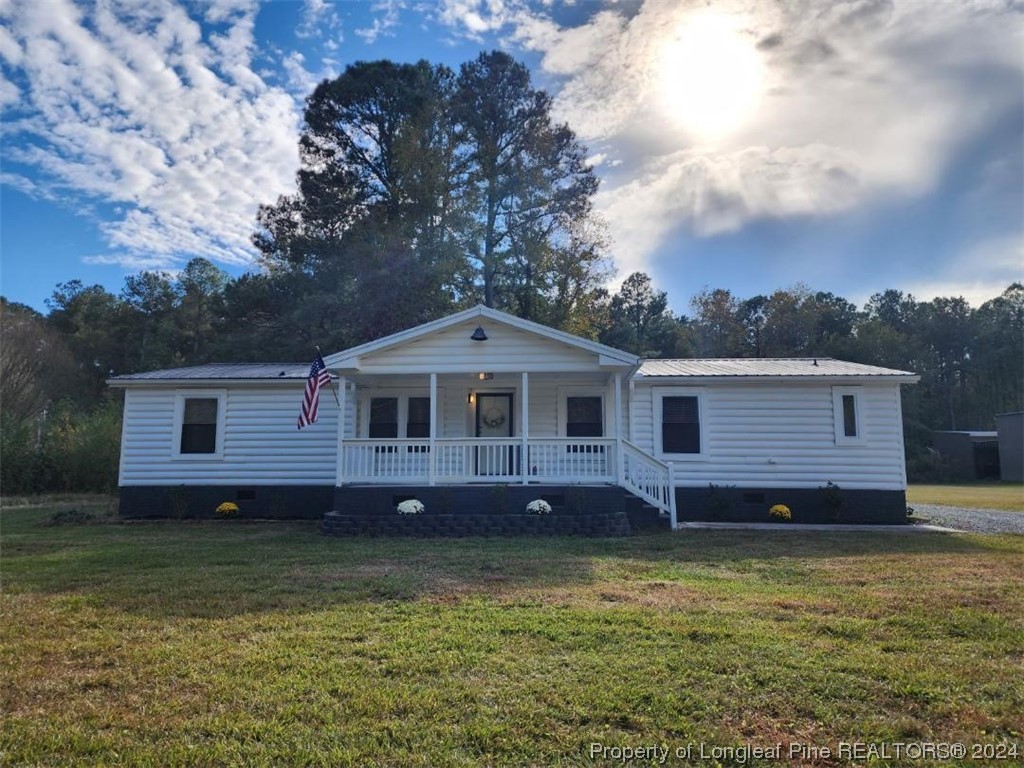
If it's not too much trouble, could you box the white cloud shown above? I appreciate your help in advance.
[356,0,404,44]
[297,0,341,40]
[431,0,1024,283]
[1,0,301,271]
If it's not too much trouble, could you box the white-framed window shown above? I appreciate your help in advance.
[557,388,606,454]
[832,386,865,445]
[653,387,707,460]
[362,391,439,439]
[172,390,226,460]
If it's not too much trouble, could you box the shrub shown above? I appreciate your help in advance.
[526,499,551,515]
[397,499,425,515]
[707,483,733,515]
[769,504,792,522]
[821,481,845,521]
[215,501,240,518]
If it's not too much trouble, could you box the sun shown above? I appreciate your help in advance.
[656,10,764,140]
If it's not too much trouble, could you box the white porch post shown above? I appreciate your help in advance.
[614,372,623,484]
[335,375,347,487]
[429,372,437,486]
[521,371,529,485]
[628,378,636,443]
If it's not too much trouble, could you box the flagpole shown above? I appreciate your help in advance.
[316,345,342,406]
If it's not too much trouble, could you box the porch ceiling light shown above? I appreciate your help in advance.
[470,326,488,341]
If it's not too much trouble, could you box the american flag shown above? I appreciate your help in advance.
[297,353,332,429]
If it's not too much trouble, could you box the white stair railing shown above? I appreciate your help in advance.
[620,440,677,528]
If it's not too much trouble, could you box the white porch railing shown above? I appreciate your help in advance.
[621,439,676,527]
[341,437,617,485]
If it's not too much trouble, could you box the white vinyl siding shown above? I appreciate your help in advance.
[120,386,348,485]
[633,381,908,490]
[352,319,600,373]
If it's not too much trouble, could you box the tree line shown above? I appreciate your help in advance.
[1,51,1021,493]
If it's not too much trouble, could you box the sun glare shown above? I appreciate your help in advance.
[656,10,764,140]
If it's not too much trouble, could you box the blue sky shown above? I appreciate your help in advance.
[1,0,1022,316]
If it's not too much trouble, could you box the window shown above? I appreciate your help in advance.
[365,394,434,448]
[369,397,399,438]
[832,386,865,445]
[173,391,225,460]
[565,395,603,453]
[406,397,431,439]
[566,396,603,437]
[653,388,706,459]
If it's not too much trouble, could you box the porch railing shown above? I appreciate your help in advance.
[620,439,676,528]
[341,437,617,485]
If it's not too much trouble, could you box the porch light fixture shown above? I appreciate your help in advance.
[470,326,488,341]
[478,372,493,381]
[468,392,475,405]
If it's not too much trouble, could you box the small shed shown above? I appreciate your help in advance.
[995,412,1023,483]
[932,430,1001,480]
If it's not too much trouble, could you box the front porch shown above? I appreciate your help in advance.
[324,306,677,526]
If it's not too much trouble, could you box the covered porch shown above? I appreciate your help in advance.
[335,371,624,485]
[323,306,676,522]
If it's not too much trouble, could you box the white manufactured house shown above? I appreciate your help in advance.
[109,306,919,529]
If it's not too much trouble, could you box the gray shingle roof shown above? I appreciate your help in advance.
[636,358,916,378]
[108,363,318,381]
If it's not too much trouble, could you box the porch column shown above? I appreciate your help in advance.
[628,378,636,443]
[614,372,624,484]
[521,371,529,485]
[429,373,437,486]
[335,375,347,487]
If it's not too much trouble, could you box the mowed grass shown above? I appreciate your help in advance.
[2,500,1022,767]
[908,483,1024,512]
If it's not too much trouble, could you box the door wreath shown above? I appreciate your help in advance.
[482,407,506,429]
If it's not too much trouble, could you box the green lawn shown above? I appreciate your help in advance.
[908,483,1024,512]
[2,499,1022,767]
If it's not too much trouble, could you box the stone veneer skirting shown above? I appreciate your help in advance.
[323,484,631,537]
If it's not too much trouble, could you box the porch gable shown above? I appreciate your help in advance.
[324,305,638,374]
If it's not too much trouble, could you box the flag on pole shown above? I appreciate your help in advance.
[297,352,332,429]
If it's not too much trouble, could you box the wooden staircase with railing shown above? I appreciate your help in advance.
[619,440,677,530]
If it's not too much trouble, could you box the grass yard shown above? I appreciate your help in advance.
[2,499,1022,767]
[907,483,1024,512]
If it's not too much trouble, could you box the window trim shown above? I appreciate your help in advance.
[360,389,443,439]
[653,387,707,461]
[172,390,227,460]
[832,386,866,446]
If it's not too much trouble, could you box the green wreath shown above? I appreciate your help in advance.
[482,407,506,429]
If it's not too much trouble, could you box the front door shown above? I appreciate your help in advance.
[475,393,515,475]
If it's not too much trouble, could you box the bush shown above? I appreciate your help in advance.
[769,504,792,522]
[0,398,122,495]
[821,481,845,521]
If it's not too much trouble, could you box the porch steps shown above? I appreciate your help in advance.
[623,493,672,532]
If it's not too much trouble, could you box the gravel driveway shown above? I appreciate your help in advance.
[911,504,1024,534]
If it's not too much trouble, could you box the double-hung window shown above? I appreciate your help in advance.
[173,391,226,459]
[565,395,604,453]
[654,388,706,459]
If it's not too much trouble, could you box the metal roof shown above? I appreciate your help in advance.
[636,358,917,378]
[108,363,317,382]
